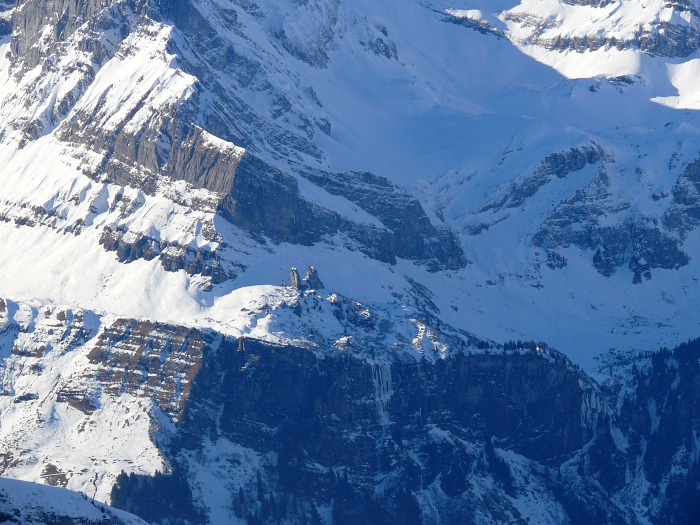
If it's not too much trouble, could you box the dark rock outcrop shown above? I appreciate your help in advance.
[663,156,700,237]
[303,266,324,289]
[99,226,241,285]
[477,143,604,215]
[290,266,324,290]
[290,267,302,289]
[302,169,468,271]
[534,168,689,282]
[220,155,396,263]
[602,338,700,524]
[86,318,216,421]
[104,333,700,524]
[110,337,632,524]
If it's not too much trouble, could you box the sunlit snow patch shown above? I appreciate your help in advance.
[514,45,641,79]
[652,59,700,110]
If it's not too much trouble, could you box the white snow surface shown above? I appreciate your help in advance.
[0,0,698,378]
[496,0,700,81]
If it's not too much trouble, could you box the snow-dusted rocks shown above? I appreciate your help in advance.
[290,266,324,290]
[502,0,700,57]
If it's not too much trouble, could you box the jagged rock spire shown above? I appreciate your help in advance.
[289,266,324,289]
[290,267,302,289]
[304,266,324,290]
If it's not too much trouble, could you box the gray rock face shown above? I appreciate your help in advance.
[99,226,242,285]
[153,0,328,160]
[465,142,692,282]
[602,340,700,524]
[7,0,142,145]
[10,0,127,67]
[533,168,689,282]
[0,4,13,38]
[477,144,604,215]
[86,318,215,421]
[289,267,302,289]
[462,139,697,282]
[518,145,603,202]
[289,266,324,289]
[444,10,503,37]
[303,266,324,289]
[303,170,468,271]
[60,112,244,196]
[590,221,689,282]
[663,157,700,237]
[272,0,340,68]
[539,26,700,57]
[220,154,397,263]
[0,185,239,286]
[220,153,467,270]
[102,331,700,525]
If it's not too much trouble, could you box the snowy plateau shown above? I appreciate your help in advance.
[0,0,699,523]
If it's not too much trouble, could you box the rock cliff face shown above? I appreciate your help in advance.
[664,157,700,237]
[3,0,467,273]
[123,339,623,525]
[219,155,399,265]
[603,340,700,524]
[86,318,215,421]
[0,296,699,524]
[533,167,690,282]
[466,140,693,282]
[475,144,605,217]
[82,325,700,524]
[302,169,467,271]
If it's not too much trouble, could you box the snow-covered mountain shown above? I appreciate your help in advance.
[1,0,700,364]
[0,0,699,523]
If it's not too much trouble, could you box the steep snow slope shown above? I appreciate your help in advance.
[0,477,147,524]
[0,300,167,501]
